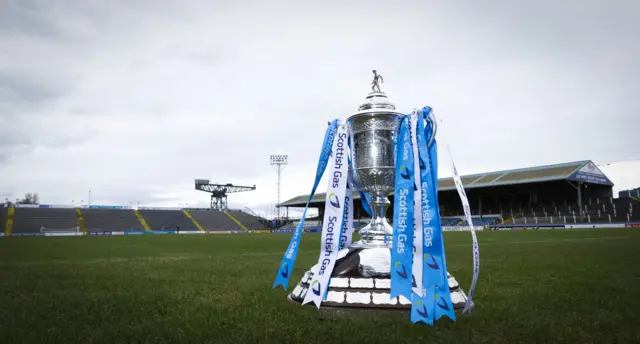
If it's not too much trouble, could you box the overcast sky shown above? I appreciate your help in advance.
[1,0,638,216]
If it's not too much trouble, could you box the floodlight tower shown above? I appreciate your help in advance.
[270,154,288,220]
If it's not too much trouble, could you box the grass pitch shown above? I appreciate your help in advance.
[1,228,639,344]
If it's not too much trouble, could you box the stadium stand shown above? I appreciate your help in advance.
[12,208,78,233]
[226,210,268,230]
[441,217,460,226]
[138,209,196,231]
[504,195,640,225]
[3,161,634,236]
[279,160,624,227]
[619,187,640,199]
[188,210,243,231]
[1,206,7,234]
[83,209,145,232]
[2,206,273,235]
[278,220,322,230]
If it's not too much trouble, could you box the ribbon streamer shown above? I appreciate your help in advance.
[272,119,339,290]
[447,145,480,314]
[390,115,415,300]
[302,122,350,308]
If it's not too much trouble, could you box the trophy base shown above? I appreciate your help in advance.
[287,247,470,311]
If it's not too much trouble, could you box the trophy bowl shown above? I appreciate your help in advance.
[347,91,403,248]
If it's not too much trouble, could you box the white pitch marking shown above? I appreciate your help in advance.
[449,235,634,247]
[0,251,319,267]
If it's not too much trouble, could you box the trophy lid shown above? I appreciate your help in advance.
[352,70,403,117]
[357,91,397,112]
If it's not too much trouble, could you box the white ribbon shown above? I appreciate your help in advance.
[340,179,354,250]
[409,110,424,296]
[431,111,480,314]
[302,122,350,308]
[447,146,480,314]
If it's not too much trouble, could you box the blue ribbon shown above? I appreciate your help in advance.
[410,111,434,325]
[410,108,454,325]
[390,115,415,300]
[359,191,373,217]
[273,120,339,290]
[411,286,435,324]
[423,107,456,322]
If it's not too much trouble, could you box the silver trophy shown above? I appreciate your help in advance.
[288,71,469,311]
[348,70,403,248]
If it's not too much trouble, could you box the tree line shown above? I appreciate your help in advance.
[4,193,40,206]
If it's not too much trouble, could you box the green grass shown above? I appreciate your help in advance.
[1,228,639,344]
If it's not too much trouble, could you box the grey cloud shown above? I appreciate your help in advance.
[92,191,171,207]
[0,117,99,165]
[439,1,639,45]
[0,70,68,106]
[0,1,149,41]
[187,49,229,65]
[0,18,86,119]
[1,0,638,206]
[0,189,14,202]
[0,0,66,39]
[413,0,640,168]
[0,128,33,164]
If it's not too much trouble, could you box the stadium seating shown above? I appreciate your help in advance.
[2,193,636,236]
[0,206,7,233]
[189,210,243,231]
[512,216,559,225]
[138,209,196,231]
[619,188,640,198]
[441,218,461,226]
[472,216,501,226]
[506,196,640,225]
[83,209,144,231]
[278,215,502,230]
[12,208,78,233]
[226,210,268,230]
[278,220,324,230]
[611,198,639,222]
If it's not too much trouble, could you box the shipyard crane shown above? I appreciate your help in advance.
[194,179,256,211]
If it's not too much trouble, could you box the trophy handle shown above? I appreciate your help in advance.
[427,110,437,148]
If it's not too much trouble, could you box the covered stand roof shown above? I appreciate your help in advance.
[279,160,613,207]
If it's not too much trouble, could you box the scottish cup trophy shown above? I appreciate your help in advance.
[286,71,470,310]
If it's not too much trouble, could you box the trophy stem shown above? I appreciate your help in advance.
[351,192,393,248]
